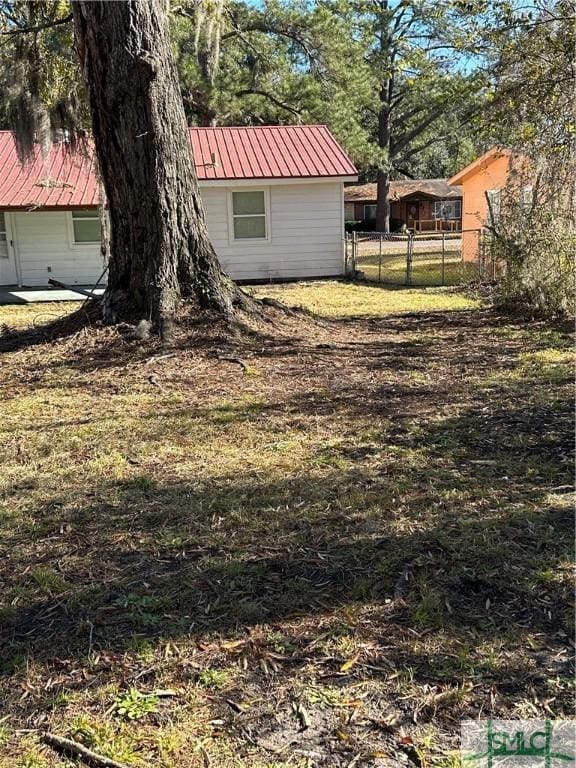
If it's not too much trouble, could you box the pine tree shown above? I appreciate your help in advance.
[312,0,484,231]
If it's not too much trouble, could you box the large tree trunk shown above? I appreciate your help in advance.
[375,74,392,233]
[71,0,237,332]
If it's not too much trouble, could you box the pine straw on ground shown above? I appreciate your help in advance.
[0,282,573,768]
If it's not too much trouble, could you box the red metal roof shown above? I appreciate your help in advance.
[0,125,356,210]
[190,125,357,181]
[0,133,100,210]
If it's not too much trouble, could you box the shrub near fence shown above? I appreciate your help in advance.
[346,230,488,287]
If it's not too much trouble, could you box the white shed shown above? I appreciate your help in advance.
[0,125,357,287]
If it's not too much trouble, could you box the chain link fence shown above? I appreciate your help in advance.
[345,230,494,287]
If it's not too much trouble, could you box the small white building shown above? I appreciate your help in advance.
[0,125,357,287]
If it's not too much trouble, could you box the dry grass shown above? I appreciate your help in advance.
[0,301,80,329]
[250,281,480,316]
[0,282,573,768]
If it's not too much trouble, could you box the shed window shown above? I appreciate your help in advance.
[433,200,461,220]
[364,204,377,220]
[71,210,101,243]
[231,191,267,240]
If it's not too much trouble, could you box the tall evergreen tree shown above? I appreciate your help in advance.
[312,0,484,230]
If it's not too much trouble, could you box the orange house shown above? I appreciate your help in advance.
[448,147,513,232]
[449,147,514,261]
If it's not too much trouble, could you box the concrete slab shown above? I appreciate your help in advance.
[0,286,105,304]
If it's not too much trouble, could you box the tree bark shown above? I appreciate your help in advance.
[376,167,391,233]
[71,0,237,332]
[375,4,393,234]
[375,89,392,232]
[97,180,110,269]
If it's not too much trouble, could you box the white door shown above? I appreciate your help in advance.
[0,212,18,285]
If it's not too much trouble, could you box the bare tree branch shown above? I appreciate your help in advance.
[235,89,302,118]
[391,165,417,179]
[0,13,72,35]
[393,102,426,122]
[222,18,316,60]
[396,134,447,165]
[390,104,448,157]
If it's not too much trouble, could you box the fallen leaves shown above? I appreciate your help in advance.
[339,653,361,673]
[0,287,573,768]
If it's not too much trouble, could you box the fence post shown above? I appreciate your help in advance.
[352,231,357,275]
[441,232,446,286]
[405,233,413,286]
[491,231,497,281]
[378,234,383,283]
[476,230,481,280]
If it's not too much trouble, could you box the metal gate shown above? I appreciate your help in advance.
[345,230,489,287]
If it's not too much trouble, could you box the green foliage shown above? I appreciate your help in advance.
[70,716,143,763]
[113,688,159,720]
[197,667,233,690]
[490,194,576,317]
[480,0,575,153]
[295,0,488,180]
[170,0,487,181]
[481,1,576,318]
[0,2,87,159]
[171,0,326,126]
[0,0,486,183]
[31,566,68,594]
[0,0,570,243]
[111,593,165,627]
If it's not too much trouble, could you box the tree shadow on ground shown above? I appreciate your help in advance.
[2,397,573,722]
[2,308,570,431]
[0,300,573,762]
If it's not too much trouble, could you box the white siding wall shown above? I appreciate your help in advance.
[202,181,344,280]
[12,211,103,286]
[10,181,344,286]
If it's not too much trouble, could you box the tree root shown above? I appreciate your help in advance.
[257,295,307,316]
[216,353,248,371]
[41,731,132,768]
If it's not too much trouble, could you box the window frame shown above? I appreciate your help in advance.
[227,188,271,244]
[363,204,377,221]
[0,211,8,260]
[67,209,101,248]
[433,199,462,220]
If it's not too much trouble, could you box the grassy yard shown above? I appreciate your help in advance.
[354,254,479,287]
[0,282,573,768]
[249,281,480,316]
